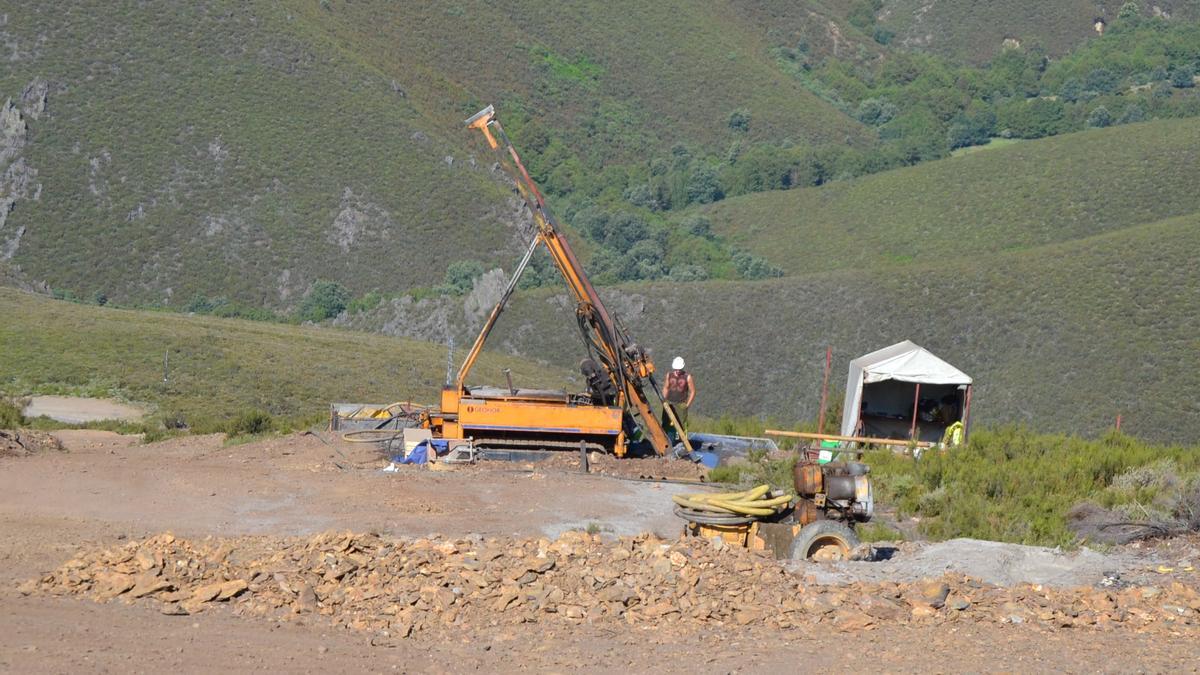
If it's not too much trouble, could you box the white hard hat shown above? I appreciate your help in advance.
[672,356,685,370]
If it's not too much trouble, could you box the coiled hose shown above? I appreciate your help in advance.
[672,484,793,525]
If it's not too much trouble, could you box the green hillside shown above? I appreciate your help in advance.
[877,0,1200,61]
[469,211,1200,443]
[0,288,571,429]
[0,0,869,309]
[704,118,1200,274]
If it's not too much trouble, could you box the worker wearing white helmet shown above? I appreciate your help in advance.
[661,356,696,442]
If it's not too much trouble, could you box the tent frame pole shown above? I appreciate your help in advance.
[909,382,921,440]
[962,385,973,443]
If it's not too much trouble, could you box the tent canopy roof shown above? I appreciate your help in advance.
[840,341,972,437]
[851,340,972,386]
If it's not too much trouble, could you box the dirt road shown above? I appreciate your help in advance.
[21,396,146,424]
[2,431,1198,672]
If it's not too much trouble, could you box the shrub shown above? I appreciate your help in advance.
[685,166,724,204]
[1118,2,1140,20]
[1085,68,1118,94]
[668,264,709,282]
[347,291,383,314]
[732,251,784,280]
[855,98,897,126]
[438,261,484,296]
[1087,105,1113,128]
[226,409,274,436]
[0,397,26,429]
[297,280,351,321]
[727,109,751,133]
[1171,65,1196,88]
[681,215,712,238]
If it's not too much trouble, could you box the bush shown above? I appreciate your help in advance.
[685,166,723,204]
[297,280,351,321]
[1171,65,1196,88]
[727,109,751,133]
[668,264,709,282]
[732,251,784,280]
[438,261,484,296]
[1087,105,1113,128]
[226,409,274,436]
[864,427,1200,547]
[0,397,26,429]
[855,98,897,126]
[1085,68,1119,94]
[347,291,383,314]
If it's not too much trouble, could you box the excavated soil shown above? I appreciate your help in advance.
[2,430,1200,672]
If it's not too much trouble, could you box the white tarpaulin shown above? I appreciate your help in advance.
[840,341,973,437]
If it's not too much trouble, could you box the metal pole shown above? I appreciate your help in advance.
[909,383,921,440]
[962,385,973,443]
[816,346,832,435]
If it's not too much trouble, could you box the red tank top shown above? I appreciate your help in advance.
[666,369,689,403]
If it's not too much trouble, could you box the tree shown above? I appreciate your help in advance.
[1171,66,1196,88]
[1087,106,1112,128]
[1085,68,1118,94]
[298,280,351,321]
[1118,2,1140,20]
[440,261,484,296]
[1059,78,1084,103]
[603,212,649,252]
[855,98,897,126]
[727,109,751,133]
[685,166,724,204]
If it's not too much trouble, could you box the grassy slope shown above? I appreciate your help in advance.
[0,289,571,427]
[0,0,868,308]
[878,0,1200,61]
[704,118,1200,273]
[1,1,517,306]
[301,0,868,158]
[486,211,1200,443]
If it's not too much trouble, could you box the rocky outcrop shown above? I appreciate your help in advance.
[0,79,47,261]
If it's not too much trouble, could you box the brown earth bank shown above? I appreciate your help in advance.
[2,430,1199,672]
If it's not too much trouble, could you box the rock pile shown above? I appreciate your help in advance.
[21,531,1200,639]
[0,429,63,457]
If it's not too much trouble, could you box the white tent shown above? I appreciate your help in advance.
[840,341,973,440]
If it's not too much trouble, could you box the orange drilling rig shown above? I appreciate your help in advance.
[420,105,690,458]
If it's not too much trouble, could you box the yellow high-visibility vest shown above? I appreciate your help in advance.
[942,421,964,447]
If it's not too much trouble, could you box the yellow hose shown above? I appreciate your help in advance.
[672,484,793,517]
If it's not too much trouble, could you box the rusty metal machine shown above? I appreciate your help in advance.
[677,458,875,560]
[420,105,690,458]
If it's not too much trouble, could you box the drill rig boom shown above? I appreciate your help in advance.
[423,105,686,457]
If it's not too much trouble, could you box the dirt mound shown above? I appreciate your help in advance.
[22,531,1200,640]
[0,429,64,458]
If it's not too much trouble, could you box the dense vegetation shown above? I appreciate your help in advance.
[704,422,1200,548]
[875,0,1200,62]
[865,427,1200,547]
[704,117,1200,273]
[0,288,570,433]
